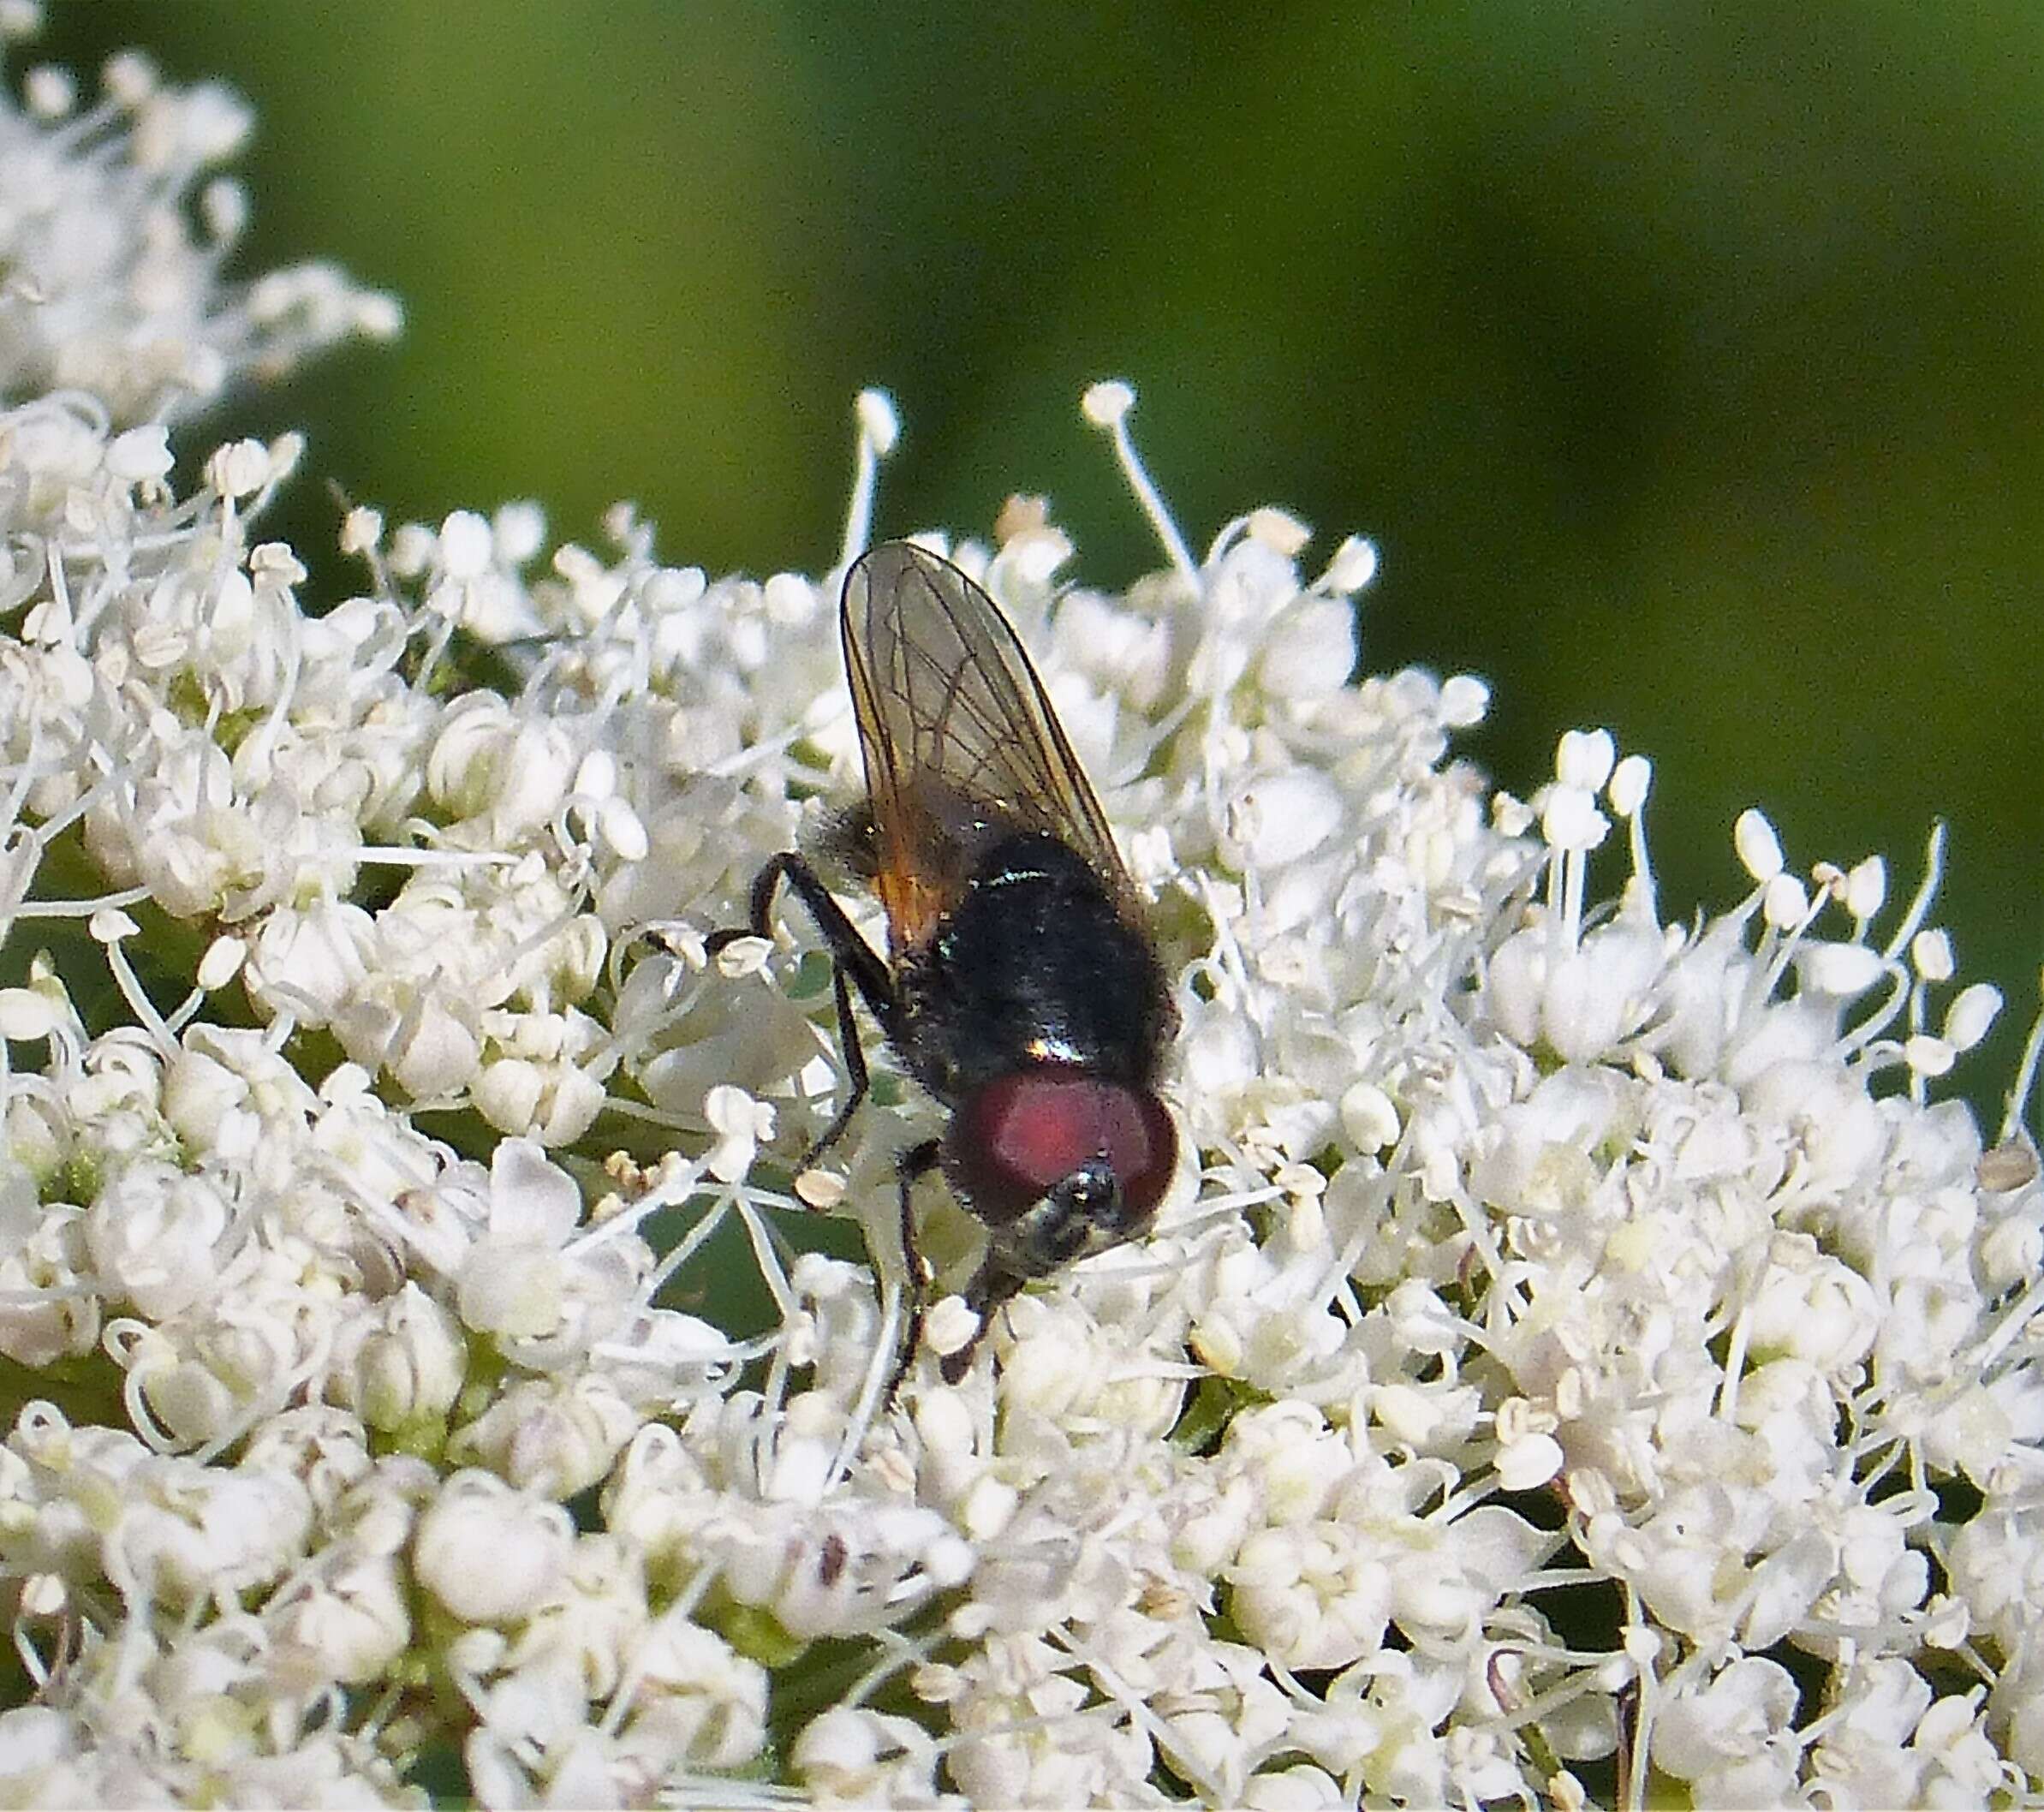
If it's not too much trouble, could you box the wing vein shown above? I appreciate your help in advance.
[840,543,1138,954]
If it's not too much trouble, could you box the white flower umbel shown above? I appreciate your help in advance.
[0,35,2041,1812]
[0,35,399,422]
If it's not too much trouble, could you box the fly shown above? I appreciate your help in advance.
[706,541,1178,1391]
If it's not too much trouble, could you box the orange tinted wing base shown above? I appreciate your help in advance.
[875,864,949,957]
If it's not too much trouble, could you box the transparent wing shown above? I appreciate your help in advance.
[841,541,1135,953]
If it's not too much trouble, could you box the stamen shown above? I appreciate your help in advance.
[89,907,174,1056]
[1082,380,1195,580]
[1999,967,2044,1144]
[1880,821,1947,963]
[839,388,898,572]
[1609,754,1656,924]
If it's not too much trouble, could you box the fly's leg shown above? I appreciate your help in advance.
[880,1136,941,1404]
[1615,1677,1641,1811]
[710,856,935,1405]
[794,963,870,1170]
[706,852,895,1168]
[706,853,894,1022]
[938,1254,1028,1386]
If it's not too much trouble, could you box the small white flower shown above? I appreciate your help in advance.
[112,1455,313,1601]
[83,1159,231,1321]
[796,1706,960,1809]
[702,1082,775,1183]
[611,1617,768,1773]
[453,1138,586,1340]
[271,1552,411,1685]
[1651,1655,1802,1799]
[414,1469,574,1623]
[1225,769,1345,870]
[1745,1233,1880,1372]
[1230,1522,1392,1672]
[340,1281,468,1433]
[448,1371,640,1498]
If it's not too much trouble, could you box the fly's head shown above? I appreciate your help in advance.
[1001,1159,1148,1274]
[947,1067,1176,1282]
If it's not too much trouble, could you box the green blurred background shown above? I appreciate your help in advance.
[36,2,2044,1117]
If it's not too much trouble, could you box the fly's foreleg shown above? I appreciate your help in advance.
[939,1255,1026,1386]
[707,853,893,1021]
[797,963,868,1170]
[706,853,896,1167]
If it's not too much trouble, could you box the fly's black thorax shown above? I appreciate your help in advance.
[892,831,1172,1106]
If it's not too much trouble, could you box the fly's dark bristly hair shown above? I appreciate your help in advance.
[706,541,1178,1396]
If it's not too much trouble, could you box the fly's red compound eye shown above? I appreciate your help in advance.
[952,1071,1176,1225]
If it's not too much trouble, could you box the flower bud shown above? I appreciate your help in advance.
[414,1470,572,1623]
[350,1284,467,1433]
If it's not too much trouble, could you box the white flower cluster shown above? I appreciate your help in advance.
[0,36,2040,1811]
[0,17,399,423]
